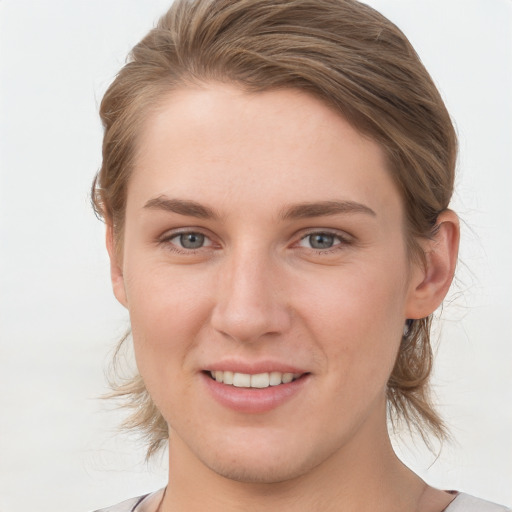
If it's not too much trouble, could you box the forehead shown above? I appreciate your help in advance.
[129,84,403,222]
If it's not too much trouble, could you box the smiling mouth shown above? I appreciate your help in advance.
[208,370,304,389]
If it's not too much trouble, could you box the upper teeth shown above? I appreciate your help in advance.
[210,371,301,388]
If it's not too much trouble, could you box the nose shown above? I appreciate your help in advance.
[210,247,292,343]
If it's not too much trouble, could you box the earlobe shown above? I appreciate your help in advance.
[106,223,128,308]
[405,210,460,319]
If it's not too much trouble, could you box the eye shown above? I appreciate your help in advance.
[168,231,212,250]
[298,232,344,250]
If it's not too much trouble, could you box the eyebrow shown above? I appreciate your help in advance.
[280,200,376,220]
[143,196,376,221]
[143,196,220,219]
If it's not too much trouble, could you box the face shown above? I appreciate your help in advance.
[111,84,428,483]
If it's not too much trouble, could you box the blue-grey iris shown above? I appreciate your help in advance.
[180,233,205,249]
[309,233,335,249]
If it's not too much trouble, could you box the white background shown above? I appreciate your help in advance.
[0,1,511,511]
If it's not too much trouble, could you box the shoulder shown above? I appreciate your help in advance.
[91,495,147,512]
[446,493,511,512]
[91,488,165,512]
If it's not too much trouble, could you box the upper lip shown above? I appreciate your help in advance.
[203,359,308,375]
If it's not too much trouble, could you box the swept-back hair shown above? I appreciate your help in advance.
[92,0,457,457]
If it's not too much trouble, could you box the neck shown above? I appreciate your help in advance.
[160,407,429,512]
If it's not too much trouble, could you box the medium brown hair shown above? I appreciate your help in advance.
[92,0,457,457]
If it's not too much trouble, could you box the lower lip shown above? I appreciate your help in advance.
[201,372,309,414]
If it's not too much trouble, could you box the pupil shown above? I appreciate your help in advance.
[310,233,334,249]
[180,233,204,249]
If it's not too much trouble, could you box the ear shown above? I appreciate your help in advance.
[106,222,128,308]
[405,210,460,319]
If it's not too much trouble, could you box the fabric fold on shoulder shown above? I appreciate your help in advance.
[92,488,165,512]
[445,493,511,512]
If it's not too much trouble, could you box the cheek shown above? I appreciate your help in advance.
[123,260,215,372]
[292,263,408,386]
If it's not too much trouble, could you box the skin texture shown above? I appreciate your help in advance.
[107,84,459,511]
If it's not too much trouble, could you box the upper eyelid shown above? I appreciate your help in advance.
[160,227,213,240]
[296,227,352,240]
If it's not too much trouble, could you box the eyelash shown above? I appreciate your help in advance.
[158,229,352,255]
[159,230,215,255]
[297,231,351,254]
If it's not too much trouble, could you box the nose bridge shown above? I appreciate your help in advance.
[211,240,289,342]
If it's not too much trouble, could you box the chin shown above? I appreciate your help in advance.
[190,433,327,485]
[202,454,315,485]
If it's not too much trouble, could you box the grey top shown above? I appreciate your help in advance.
[446,494,511,512]
[92,489,511,512]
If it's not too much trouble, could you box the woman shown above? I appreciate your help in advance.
[91,0,509,511]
